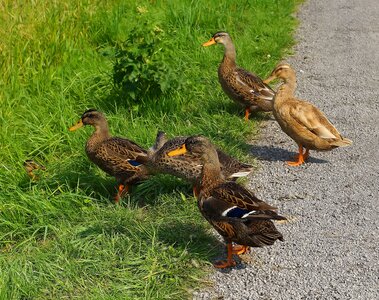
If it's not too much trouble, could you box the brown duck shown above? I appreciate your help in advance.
[23,159,46,180]
[69,109,150,202]
[202,32,275,120]
[138,132,253,195]
[264,63,353,166]
[168,136,285,268]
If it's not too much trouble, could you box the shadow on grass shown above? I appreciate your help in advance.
[76,209,222,264]
[157,221,254,271]
[155,220,222,262]
[41,158,195,206]
[249,145,328,164]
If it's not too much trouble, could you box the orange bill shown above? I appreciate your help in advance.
[167,144,187,157]
[263,74,276,84]
[202,37,216,47]
[69,119,83,131]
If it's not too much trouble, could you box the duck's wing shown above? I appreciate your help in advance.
[288,100,342,140]
[236,68,275,100]
[210,181,277,211]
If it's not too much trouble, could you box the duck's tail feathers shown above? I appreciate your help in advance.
[230,170,252,178]
[251,230,284,246]
[332,137,353,147]
[229,164,254,178]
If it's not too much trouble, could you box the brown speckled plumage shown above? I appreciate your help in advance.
[143,132,253,184]
[203,32,275,118]
[69,109,150,199]
[23,159,46,180]
[168,136,285,268]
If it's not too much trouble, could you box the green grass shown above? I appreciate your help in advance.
[0,0,300,298]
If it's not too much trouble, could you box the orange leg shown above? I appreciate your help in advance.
[287,145,309,166]
[114,184,129,203]
[232,244,250,255]
[304,148,310,160]
[193,185,199,198]
[214,243,236,269]
[244,108,250,121]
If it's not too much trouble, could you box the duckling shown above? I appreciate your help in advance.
[264,63,352,166]
[69,109,150,202]
[23,159,46,180]
[168,136,285,268]
[203,32,275,120]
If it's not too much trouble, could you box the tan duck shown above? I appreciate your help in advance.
[202,32,275,120]
[138,131,254,195]
[69,109,150,202]
[23,159,46,180]
[264,63,353,166]
[168,136,285,268]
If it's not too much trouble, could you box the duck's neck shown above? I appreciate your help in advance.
[199,152,224,196]
[221,39,237,68]
[274,76,297,105]
[86,121,111,150]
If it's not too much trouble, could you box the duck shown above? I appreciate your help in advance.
[69,109,150,202]
[23,159,46,180]
[137,131,254,196]
[264,63,353,166]
[202,31,275,120]
[168,135,285,268]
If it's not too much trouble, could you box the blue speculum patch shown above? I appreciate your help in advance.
[127,160,142,167]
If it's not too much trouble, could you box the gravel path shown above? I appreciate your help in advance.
[194,0,379,299]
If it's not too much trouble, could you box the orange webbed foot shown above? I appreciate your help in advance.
[232,245,250,255]
[286,159,305,166]
[213,242,237,269]
[213,259,237,269]
[286,145,308,166]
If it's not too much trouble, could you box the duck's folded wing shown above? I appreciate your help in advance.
[105,138,148,158]
[236,68,275,100]
[210,182,277,211]
[289,102,340,139]
[96,143,146,173]
[201,195,285,222]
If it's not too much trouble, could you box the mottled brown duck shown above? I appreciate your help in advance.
[168,136,285,268]
[138,131,253,196]
[202,31,275,120]
[69,109,150,202]
[23,159,46,180]
[264,63,353,166]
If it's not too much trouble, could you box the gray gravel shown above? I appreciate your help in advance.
[194,0,379,299]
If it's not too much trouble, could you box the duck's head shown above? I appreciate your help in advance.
[167,135,217,163]
[202,31,232,47]
[69,109,106,131]
[263,63,295,84]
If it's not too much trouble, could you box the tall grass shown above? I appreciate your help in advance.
[0,0,300,298]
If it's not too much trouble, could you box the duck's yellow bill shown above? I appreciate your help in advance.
[263,75,276,85]
[69,120,83,131]
[167,144,187,157]
[202,38,216,47]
